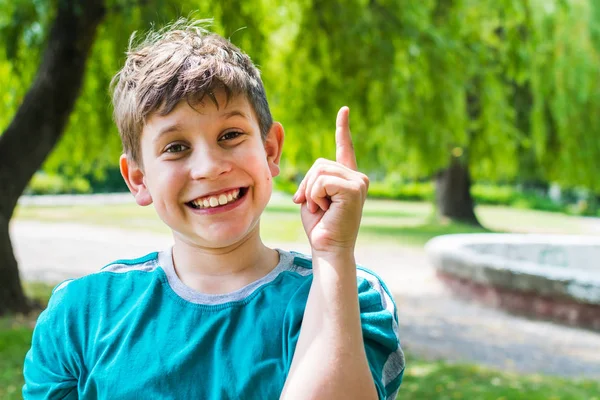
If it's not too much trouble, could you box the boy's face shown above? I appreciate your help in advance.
[121,90,284,249]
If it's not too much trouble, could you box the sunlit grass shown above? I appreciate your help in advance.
[0,282,53,400]
[476,205,593,234]
[13,194,599,248]
[400,353,600,399]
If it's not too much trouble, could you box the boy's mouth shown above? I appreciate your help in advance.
[186,187,248,209]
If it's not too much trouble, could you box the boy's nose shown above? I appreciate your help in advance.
[189,148,232,180]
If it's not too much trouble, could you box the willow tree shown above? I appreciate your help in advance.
[527,0,600,190]
[271,0,600,225]
[0,0,275,315]
[0,0,107,314]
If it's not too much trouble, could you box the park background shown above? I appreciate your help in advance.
[1,0,600,398]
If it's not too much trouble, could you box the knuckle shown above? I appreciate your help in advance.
[311,177,323,192]
[349,181,362,194]
[315,164,327,175]
[361,172,369,182]
[360,173,370,189]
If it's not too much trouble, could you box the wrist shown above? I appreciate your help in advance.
[311,249,356,272]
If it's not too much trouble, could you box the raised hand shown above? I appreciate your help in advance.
[292,106,369,256]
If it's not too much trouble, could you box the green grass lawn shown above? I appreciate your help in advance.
[2,283,599,399]
[401,356,600,399]
[0,283,53,400]
[13,194,600,247]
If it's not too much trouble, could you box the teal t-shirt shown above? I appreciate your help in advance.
[23,249,405,399]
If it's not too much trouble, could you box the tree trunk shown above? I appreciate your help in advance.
[0,0,106,315]
[0,215,31,315]
[435,158,481,226]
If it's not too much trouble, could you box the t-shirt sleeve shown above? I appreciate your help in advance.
[356,268,405,400]
[23,282,79,399]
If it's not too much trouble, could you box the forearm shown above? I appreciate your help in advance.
[280,252,378,400]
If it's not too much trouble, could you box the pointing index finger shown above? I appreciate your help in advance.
[335,106,358,171]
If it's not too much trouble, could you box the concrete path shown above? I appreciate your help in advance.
[10,220,600,379]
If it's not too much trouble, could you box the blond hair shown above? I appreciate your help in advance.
[110,19,273,165]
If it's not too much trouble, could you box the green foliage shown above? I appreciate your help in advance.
[527,0,600,188]
[356,179,596,216]
[25,172,91,195]
[2,0,600,199]
[274,0,600,193]
[68,177,92,194]
[368,181,435,202]
[511,194,564,214]
[471,185,518,205]
[25,173,66,195]
[273,177,298,195]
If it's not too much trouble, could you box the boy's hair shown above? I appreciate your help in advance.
[110,19,273,166]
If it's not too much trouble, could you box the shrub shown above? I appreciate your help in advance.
[68,177,92,194]
[274,177,298,195]
[25,173,91,195]
[368,181,434,201]
[471,184,517,205]
[25,173,69,195]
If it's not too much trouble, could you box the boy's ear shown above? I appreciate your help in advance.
[120,154,153,206]
[265,122,285,177]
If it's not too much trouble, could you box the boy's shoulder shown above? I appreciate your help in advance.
[54,251,161,288]
[289,251,394,290]
[286,251,397,313]
[49,251,164,306]
[35,251,165,341]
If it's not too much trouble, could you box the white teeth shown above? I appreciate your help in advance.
[191,188,244,209]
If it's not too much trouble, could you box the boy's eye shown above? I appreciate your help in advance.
[219,131,243,141]
[164,143,188,153]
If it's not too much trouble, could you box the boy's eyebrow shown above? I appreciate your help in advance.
[154,123,184,143]
[221,110,249,120]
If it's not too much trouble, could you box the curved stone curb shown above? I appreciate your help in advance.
[425,234,600,330]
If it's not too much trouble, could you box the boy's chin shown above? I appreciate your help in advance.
[190,227,258,249]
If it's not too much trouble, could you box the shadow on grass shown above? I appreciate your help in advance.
[359,222,494,247]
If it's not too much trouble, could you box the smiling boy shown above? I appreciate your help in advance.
[23,20,405,399]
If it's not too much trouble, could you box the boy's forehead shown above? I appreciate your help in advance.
[145,91,255,132]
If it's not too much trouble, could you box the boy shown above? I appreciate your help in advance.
[23,20,405,399]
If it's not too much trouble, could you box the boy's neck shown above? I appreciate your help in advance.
[170,228,279,295]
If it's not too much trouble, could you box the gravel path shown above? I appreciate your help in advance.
[11,220,600,379]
